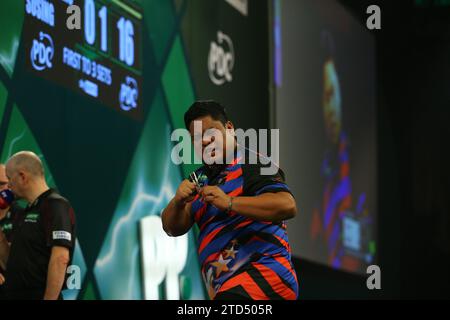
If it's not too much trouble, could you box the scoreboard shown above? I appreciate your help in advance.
[23,0,143,119]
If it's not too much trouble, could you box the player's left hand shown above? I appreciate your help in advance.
[199,186,230,212]
[0,273,5,285]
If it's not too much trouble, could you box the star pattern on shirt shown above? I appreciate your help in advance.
[205,268,217,299]
[224,245,238,259]
[211,254,231,277]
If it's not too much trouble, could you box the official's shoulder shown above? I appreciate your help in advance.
[44,191,72,208]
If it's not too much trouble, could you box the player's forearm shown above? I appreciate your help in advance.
[44,250,69,300]
[0,229,10,270]
[232,192,297,222]
[161,198,193,237]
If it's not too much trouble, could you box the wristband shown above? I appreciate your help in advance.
[226,196,234,214]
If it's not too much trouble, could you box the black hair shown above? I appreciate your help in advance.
[184,100,229,129]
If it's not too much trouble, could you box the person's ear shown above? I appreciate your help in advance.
[225,122,236,139]
[225,121,234,130]
[18,171,27,184]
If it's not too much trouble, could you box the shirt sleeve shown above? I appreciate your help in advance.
[242,164,294,197]
[44,199,75,249]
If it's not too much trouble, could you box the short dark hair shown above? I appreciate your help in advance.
[184,100,229,129]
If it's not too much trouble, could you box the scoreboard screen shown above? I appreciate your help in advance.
[22,0,143,120]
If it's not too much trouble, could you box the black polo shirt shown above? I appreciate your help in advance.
[3,189,76,300]
[0,204,20,243]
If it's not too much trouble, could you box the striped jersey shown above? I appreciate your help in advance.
[190,154,299,300]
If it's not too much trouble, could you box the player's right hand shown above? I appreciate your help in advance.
[174,180,197,206]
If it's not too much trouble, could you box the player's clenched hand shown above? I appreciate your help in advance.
[174,180,197,206]
[199,186,230,211]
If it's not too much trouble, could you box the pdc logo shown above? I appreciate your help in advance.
[208,31,235,86]
[139,216,188,300]
[119,76,138,111]
[30,32,54,71]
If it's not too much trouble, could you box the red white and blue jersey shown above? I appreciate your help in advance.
[190,154,299,300]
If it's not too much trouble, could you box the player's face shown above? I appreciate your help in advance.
[0,165,8,191]
[189,116,235,165]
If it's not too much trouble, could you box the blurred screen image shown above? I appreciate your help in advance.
[276,0,377,274]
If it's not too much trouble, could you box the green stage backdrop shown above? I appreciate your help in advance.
[0,0,269,300]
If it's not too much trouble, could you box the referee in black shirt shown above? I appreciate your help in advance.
[0,151,76,300]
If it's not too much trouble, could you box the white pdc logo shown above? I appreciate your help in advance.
[30,31,54,71]
[208,31,234,86]
[119,76,138,111]
[139,215,188,300]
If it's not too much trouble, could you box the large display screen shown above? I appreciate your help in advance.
[276,0,377,274]
[22,0,142,119]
